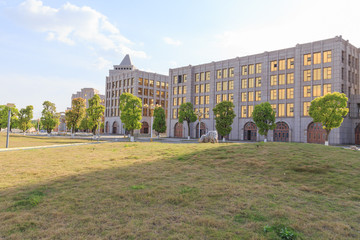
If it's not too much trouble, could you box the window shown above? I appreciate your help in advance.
[313,85,321,97]
[229,68,234,77]
[313,68,321,80]
[222,81,228,91]
[178,86,182,94]
[248,78,254,88]
[255,91,261,101]
[304,53,311,65]
[217,82,222,91]
[173,87,177,95]
[278,104,285,117]
[241,65,248,75]
[248,92,254,101]
[195,73,200,82]
[173,76,178,84]
[195,85,199,93]
[216,70,222,79]
[270,89,277,100]
[279,74,285,85]
[324,84,331,95]
[150,80,154,87]
[138,78,143,85]
[200,72,205,81]
[256,77,262,87]
[324,50,332,63]
[144,79,149,86]
[229,93,234,103]
[256,63,262,73]
[161,82,165,89]
[138,87,143,95]
[156,81,160,88]
[205,108,210,118]
[241,92,247,102]
[216,94,221,103]
[205,84,210,92]
[279,89,285,99]
[324,67,331,79]
[270,61,277,71]
[173,98,177,106]
[206,71,210,80]
[279,59,285,70]
[183,86,187,94]
[270,75,277,86]
[205,95,210,104]
[144,89,148,96]
[200,84,205,93]
[287,58,294,69]
[183,74,187,83]
[248,105,254,117]
[200,96,204,105]
[304,86,311,97]
[183,97,186,103]
[172,109,177,119]
[229,80,234,90]
[223,69,228,78]
[222,94,227,101]
[178,97,182,106]
[271,104,277,116]
[287,73,294,84]
[249,64,255,74]
[287,103,294,117]
[241,79,247,89]
[241,106,247,118]
[303,102,311,116]
[287,88,294,99]
[313,52,321,64]
[304,70,311,81]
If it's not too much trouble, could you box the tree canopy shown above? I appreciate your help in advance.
[87,94,105,135]
[0,105,19,131]
[119,93,142,136]
[18,105,34,133]
[178,102,197,138]
[41,101,60,134]
[65,98,86,134]
[309,92,349,144]
[212,101,236,140]
[252,102,276,141]
[153,106,166,136]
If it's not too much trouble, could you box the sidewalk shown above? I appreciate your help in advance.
[0,142,104,152]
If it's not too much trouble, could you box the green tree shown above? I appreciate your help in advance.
[309,92,349,145]
[18,105,34,133]
[31,119,42,132]
[252,102,276,142]
[65,98,86,134]
[41,101,60,134]
[178,102,197,139]
[79,114,90,132]
[119,93,142,137]
[153,106,166,137]
[213,101,236,141]
[0,105,19,131]
[87,94,105,135]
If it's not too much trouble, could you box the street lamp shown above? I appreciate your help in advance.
[195,110,203,140]
[144,103,160,139]
[6,103,15,148]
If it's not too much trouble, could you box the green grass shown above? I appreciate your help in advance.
[0,141,359,239]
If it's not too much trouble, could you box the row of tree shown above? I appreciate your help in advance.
[0,105,34,133]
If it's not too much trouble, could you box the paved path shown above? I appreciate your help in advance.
[0,142,104,152]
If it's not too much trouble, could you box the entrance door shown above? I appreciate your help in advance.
[174,123,183,138]
[355,124,360,145]
[244,122,257,141]
[112,122,118,134]
[307,122,326,144]
[196,122,206,138]
[140,122,149,134]
[273,122,289,142]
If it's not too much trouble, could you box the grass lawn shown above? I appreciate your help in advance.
[0,141,359,239]
[0,133,95,149]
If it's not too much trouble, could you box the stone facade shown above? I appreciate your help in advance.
[71,88,105,108]
[167,36,360,145]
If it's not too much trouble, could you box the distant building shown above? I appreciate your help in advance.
[104,54,169,135]
[71,88,105,108]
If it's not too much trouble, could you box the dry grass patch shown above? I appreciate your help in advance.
[0,142,359,239]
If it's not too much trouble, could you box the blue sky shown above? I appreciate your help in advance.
[1,0,360,118]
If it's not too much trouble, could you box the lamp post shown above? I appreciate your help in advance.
[144,103,161,140]
[195,111,203,140]
[6,103,15,148]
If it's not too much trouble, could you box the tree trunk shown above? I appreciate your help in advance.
[264,132,268,142]
[131,129,134,137]
[325,129,331,146]
[187,121,190,139]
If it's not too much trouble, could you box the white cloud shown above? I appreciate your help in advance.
[94,57,112,70]
[10,0,147,58]
[163,37,182,46]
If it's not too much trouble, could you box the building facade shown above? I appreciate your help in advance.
[71,88,105,108]
[167,36,360,145]
[104,55,169,135]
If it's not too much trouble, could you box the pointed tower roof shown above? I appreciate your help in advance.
[120,54,132,66]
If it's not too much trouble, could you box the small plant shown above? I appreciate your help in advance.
[130,185,145,190]
[263,224,297,240]
[9,190,45,211]
[279,227,296,240]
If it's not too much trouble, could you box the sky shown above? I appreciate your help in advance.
[1,0,360,118]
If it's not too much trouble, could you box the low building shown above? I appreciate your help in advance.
[71,88,105,108]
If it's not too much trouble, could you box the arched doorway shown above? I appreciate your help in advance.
[196,122,207,138]
[307,122,326,144]
[274,122,289,142]
[105,122,109,134]
[174,122,183,138]
[355,124,360,145]
[244,122,257,141]
[112,122,118,134]
[140,121,149,134]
